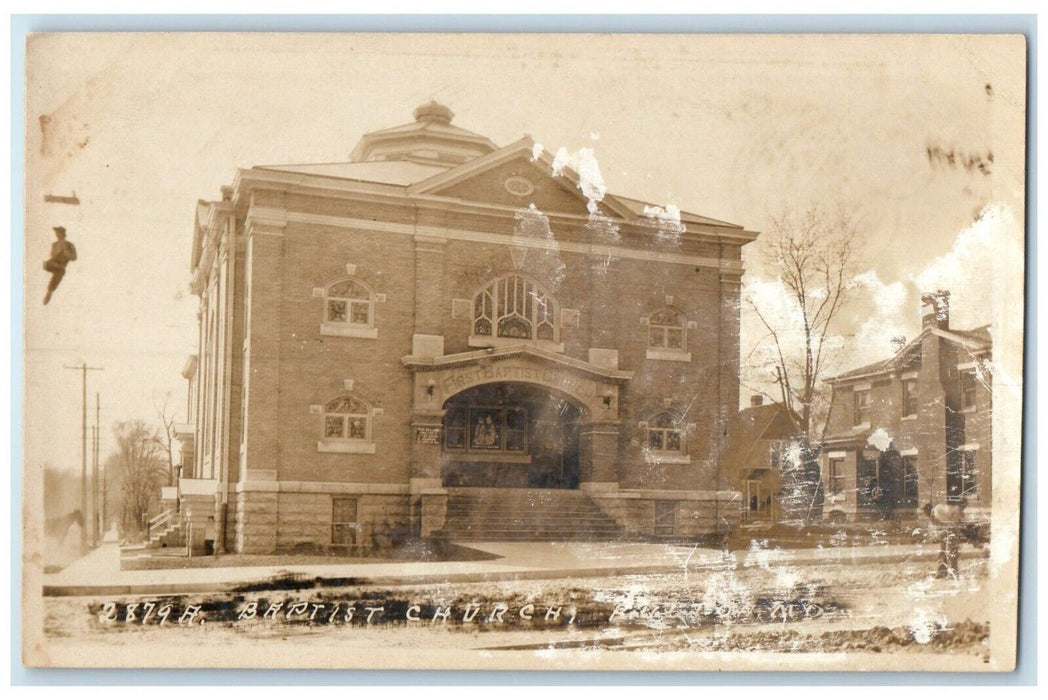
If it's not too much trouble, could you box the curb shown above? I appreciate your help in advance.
[41,548,988,598]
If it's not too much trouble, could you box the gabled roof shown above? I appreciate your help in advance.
[829,356,899,383]
[235,103,756,239]
[937,326,993,351]
[614,195,745,229]
[822,423,874,446]
[827,323,993,384]
[406,137,640,221]
[256,160,449,186]
[725,401,798,472]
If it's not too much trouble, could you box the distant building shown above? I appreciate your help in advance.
[725,396,802,524]
[168,103,760,554]
[820,291,992,522]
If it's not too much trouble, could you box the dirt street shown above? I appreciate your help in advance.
[36,550,991,668]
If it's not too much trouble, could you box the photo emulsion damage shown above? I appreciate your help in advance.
[21,33,1026,671]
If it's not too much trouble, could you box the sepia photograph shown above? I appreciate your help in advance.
[20,31,1027,672]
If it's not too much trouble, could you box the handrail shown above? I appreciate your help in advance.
[148,508,175,530]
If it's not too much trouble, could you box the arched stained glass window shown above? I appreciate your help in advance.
[325,278,373,327]
[647,412,685,454]
[323,395,371,441]
[473,275,558,342]
[648,308,686,351]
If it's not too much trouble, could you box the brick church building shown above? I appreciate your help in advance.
[172,103,759,554]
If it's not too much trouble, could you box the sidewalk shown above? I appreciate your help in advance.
[42,539,986,597]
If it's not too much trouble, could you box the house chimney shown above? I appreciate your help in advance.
[921,290,950,330]
[750,395,764,407]
[890,335,907,354]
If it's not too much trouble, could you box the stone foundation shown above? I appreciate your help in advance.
[590,490,741,540]
[233,482,412,554]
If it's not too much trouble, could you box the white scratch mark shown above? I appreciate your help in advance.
[867,428,892,452]
[641,203,687,244]
[908,608,948,644]
[550,146,606,214]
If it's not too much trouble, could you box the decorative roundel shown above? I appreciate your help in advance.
[503,176,535,197]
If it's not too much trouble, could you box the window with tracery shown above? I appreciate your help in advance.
[323,395,371,442]
[648,308,686,351]
[473,275,558,342]
[325,278,373,328]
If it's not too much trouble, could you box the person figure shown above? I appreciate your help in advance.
[924,499,967,579]
[43,225,77,304]
[474,414,498,447]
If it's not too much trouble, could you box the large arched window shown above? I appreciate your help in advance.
[472,274,559,343]
[321,277,377,338]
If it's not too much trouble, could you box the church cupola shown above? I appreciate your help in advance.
[348,102,497,165]
[413,100,454,125]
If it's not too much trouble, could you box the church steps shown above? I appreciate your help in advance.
[437,488,624,541]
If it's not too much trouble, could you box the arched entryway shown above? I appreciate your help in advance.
[440,383,583,489]
[403,345,633,499]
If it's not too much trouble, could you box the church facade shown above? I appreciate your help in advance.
[177,103,758,554]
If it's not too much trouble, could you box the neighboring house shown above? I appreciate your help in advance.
[726,396,801,523]
[171,102,759,554]
[820,291,992,523]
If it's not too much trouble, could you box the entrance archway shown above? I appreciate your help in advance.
[440,383,583,489]
[404,346,633,493]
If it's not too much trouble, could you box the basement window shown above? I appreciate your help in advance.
[654,501,677,537]
[331,497,359,547]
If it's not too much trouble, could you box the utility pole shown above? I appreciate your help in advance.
[64,362,103,549]
[101,422,107,541]
[91,424,97,543]
[93,392,100,544]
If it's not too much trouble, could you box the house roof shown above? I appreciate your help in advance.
[827,324,992,384]
[725,402,797,473]
[822,423,874,446]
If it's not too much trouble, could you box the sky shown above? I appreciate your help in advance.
[21,33,1026,475]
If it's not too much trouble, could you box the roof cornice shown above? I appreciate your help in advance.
[232,166,758,246]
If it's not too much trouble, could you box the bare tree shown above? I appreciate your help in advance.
[745,206,861,521]
[111,420,168,540]
[151,391,179,487]
[747,206,860,438]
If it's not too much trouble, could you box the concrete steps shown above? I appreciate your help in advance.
[148,521,185,549]
[438,488,624,541]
